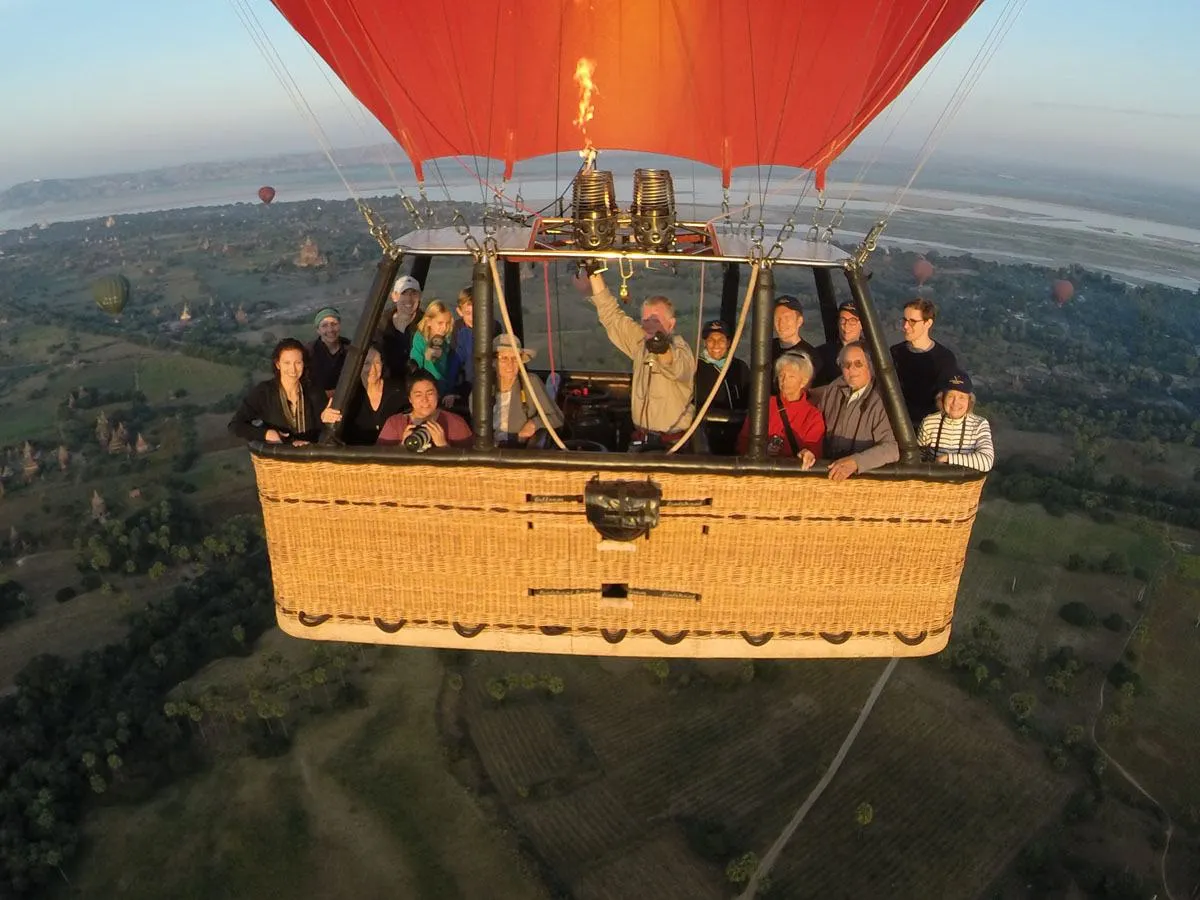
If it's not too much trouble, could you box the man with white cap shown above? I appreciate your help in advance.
[378,274,424,381]
[308,306,351,398]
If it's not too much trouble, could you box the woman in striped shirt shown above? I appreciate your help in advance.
[918,370,994,472]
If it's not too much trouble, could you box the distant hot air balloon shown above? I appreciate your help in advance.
[91,274,130,316]
[913,257,934,287]
[1052,279,1075,307]
[258,186,276,205]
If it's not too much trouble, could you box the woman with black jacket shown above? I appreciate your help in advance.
[228,338,327,445]
[332,345,409,445]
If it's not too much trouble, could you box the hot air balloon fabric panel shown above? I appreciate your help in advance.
[270,0,983,183]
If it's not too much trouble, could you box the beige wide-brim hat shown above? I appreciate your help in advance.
[492,334,535,362]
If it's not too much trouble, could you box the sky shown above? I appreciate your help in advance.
[0,0,1198,191]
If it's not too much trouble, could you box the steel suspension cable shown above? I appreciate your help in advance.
[666,262,760,455]
[489,256,568,450]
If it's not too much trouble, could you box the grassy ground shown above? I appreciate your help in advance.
[973,498,1167,572]
[459,653,1069,900]
[770,664,1070,899]
[0,550,188,690]
[957,500,1166,670]
[62,642,549,900]
[0,326,247,445]
[1104,572,1200,820]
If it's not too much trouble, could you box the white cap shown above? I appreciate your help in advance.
[391,275,421,296]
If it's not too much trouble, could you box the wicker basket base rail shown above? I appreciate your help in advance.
[252,454,984,659]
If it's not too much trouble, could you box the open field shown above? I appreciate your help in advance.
[0,326,249,445]
[458,653,1071,899]
[39,348,247,406]
[0,549,189,690]
[973,498,1167,572]
[1105,572,1200,819]
[61,644,549,900]
[956,552,1144,674]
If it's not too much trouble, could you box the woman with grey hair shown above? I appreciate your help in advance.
[735,351,824,464]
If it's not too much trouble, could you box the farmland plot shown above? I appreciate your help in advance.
[573,827,726,900]
[464,657,895,896]
[769,664,1071,899]
[470,702,591,799]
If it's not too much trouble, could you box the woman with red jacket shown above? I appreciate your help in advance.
[736,351,824,466]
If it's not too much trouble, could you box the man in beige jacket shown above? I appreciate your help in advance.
[586,270,696,450]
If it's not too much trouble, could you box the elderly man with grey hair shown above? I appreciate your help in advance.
[735,351,824,462]
[809,341,899,480]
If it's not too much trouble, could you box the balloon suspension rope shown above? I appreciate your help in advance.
[666,261,760,455]
[488,256,569,450]
[542,263,556,378]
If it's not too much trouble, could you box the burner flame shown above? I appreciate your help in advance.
[573,58,597,166]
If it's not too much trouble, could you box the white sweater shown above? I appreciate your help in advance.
[917,411,994,472]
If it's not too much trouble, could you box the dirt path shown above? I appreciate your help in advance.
[293,746,415,898]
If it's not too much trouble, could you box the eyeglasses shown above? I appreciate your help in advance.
[902,317,926,326]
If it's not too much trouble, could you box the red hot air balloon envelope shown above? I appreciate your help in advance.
[913,257,934,286]
[268,0,983,188]
[1053,279,1075,306]
[258,186,276,205]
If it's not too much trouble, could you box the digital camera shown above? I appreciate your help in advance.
[645,331,671,355]
[403,424,434,453]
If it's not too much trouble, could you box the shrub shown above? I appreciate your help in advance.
[1106,661,1142,694]
[1100,551,1129,575]
[1059,601,1096,627]
[977,538,999,554]
[55,586,78,603]
[1008,692,1037,721]
[1102,612,1126,632]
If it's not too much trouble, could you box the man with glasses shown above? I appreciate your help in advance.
[813,300,863,387]
[890,298,959,425]
[810,341,898,480]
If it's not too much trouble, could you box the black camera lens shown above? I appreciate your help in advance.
[403,425,433,453]
[645,331,670,355]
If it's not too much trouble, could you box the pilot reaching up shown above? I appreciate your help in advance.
[584,269,696,451]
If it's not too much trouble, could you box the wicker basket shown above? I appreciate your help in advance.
[252,453,983,658]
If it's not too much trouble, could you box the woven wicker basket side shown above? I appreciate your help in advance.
[253,455,982,658]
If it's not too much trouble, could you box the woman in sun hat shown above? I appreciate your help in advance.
[491,334,563,447]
